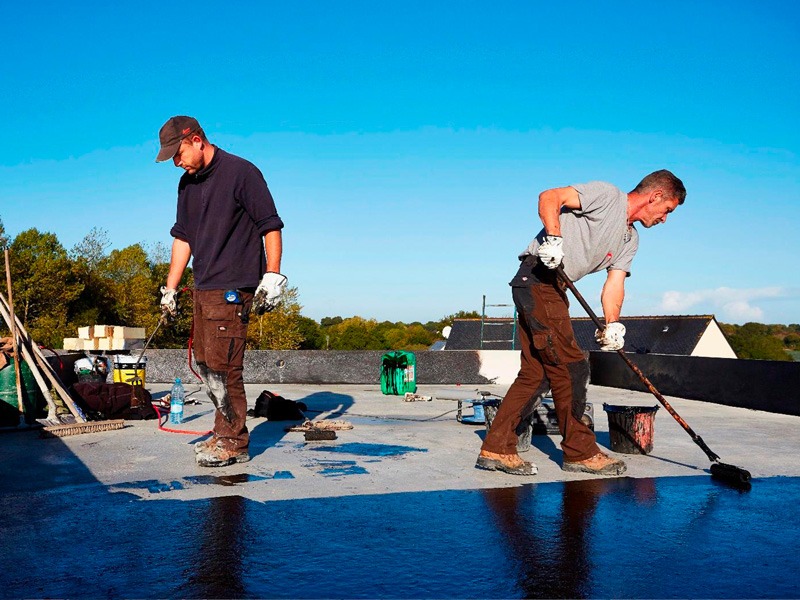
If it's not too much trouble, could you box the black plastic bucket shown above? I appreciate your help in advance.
[603,404,659,455]
[484,400,532,453]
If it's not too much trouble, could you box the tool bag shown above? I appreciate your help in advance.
[246,390,307,420]
[70,382,156,421]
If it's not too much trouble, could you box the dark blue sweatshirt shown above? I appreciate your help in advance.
[170,147,284,290]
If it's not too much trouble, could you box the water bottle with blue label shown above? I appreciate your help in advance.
[169,377,185,424]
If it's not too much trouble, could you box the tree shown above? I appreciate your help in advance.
[69,228,116,327]
[297,316,324,349]
[320,316,344,327]
[721,322,791,361]
[9,229,82,347]
[71,227,110,271]
[97,244,156,327]
[326,316,381,350]
[438,310,482,329]
[321,317,438,350]
[783,333,800,350]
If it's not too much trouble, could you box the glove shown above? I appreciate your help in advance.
[595,322,626,351]
[160,286,177,320]
[537,235,564,269]
[252,272,287,315]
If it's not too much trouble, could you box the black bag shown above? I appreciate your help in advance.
[247,390,307,420]
[70,382,156,421]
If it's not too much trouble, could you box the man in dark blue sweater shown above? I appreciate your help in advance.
[156,115,286,467]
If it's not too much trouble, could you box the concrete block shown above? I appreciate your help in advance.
[78,327,92,340]
[62,338,82,351]
[96,337,112,351]
[92,325,111,338]
[113,326,146,339]
[125,327,146,340]
[83,338,98,350]
[111,338,144,350]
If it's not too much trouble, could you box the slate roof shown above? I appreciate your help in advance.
[445,315,724,355]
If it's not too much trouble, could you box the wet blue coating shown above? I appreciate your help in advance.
[1,476,798,598]
[306,442,428,457]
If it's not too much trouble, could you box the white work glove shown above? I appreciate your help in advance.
[595,322,626,351]
[160,286,177,320]
[253,272,287,315]
[537,235,564,269]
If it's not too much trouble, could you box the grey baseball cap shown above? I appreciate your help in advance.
[156,116,200,162]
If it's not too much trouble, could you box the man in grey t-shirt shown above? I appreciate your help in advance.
[476,170,686,476]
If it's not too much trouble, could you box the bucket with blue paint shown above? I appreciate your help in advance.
[603,404,659,454]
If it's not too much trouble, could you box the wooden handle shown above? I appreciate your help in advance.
[4,249,24,418]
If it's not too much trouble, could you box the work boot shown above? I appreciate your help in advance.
[562,451,626,476]
[194,436,218,454]
[195,442,250,468]
[476,451,538,476]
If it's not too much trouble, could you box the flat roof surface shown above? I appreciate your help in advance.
[1,383,799,598]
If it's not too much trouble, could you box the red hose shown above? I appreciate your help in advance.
[152,403,212,436]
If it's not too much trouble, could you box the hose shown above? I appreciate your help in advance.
[151,403,212,436]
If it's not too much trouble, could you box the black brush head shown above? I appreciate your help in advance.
[711,462,752,490]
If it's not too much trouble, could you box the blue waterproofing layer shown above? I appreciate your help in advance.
[1,475,798,598]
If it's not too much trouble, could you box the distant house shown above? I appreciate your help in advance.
[444,315,737,358]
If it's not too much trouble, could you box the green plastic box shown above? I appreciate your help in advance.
[380,351,417,395]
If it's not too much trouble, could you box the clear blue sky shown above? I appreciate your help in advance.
[1,1,798,325]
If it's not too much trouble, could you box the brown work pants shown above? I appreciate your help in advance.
[481,261,599,462]
[192,289,253,452]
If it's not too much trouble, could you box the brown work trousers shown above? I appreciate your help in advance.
[481,259,599,462]
[192,289,253,452]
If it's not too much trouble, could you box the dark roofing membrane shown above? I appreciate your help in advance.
[2,474,797,598]
[446,315,719,355]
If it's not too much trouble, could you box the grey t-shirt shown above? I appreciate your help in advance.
[521,181,639,282]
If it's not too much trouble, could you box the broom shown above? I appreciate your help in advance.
[0,290,124,437]
[555,265,752,488]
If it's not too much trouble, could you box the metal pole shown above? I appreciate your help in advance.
[480,295,486,350]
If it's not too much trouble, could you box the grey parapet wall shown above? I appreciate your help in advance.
[51,350,496,386]
[49,350,799,416]
[589,351,800,417]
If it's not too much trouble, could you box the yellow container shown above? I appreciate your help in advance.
[112,355,147,386]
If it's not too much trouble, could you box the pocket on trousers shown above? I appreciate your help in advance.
[202,304,246,370]
[533,332,561,365]
[204,304,245,338]
[542,292,570,320]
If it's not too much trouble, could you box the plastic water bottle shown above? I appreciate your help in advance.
[169,378,185,424]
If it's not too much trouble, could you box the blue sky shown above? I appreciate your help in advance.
[1,1,798,325]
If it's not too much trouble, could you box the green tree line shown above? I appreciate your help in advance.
[0,220,464,351]
[719,322,800,361]
[296,311,479,351]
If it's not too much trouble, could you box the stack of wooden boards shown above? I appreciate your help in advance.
[63,325,146,351]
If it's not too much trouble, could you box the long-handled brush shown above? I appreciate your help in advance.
[0,291,124,437]
[4,247,26,427]
[555,265,751,487]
